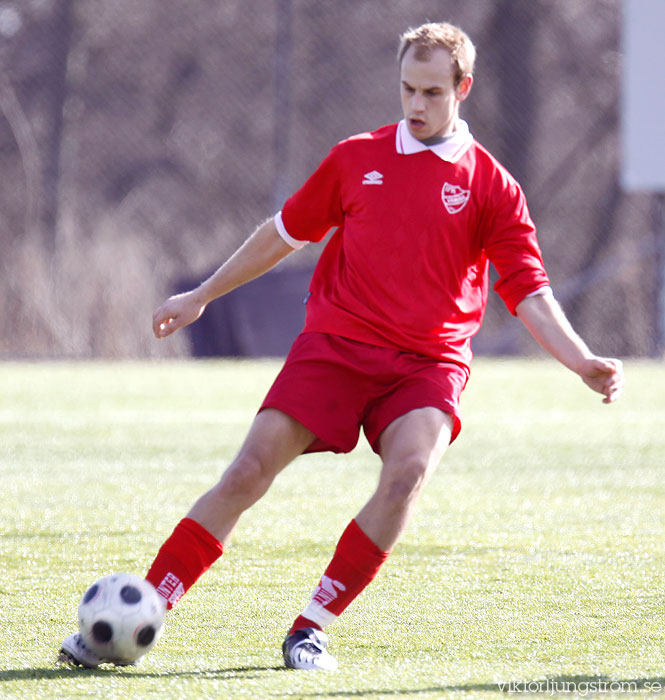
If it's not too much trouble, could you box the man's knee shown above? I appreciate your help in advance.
[217,450,275,500]
[212,409,313,502]
[380,454,433,506]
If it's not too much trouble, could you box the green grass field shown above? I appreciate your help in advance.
[0,358,664,699]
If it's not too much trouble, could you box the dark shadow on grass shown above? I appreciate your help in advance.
[0,665,287,682]
[289,675,665,696]
[4,669,665,695]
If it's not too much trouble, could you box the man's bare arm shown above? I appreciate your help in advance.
[152,218,295,339]
[516,292,625,404]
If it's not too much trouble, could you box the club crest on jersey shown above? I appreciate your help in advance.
[441,182,470,214]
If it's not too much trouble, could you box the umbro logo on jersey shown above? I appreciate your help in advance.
[442,182,470,214]
[362,170,383,185]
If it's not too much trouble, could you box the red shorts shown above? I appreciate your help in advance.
[260,332,468,455]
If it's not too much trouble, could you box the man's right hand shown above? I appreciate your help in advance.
[152,218,296,340]
[152,289,207,339]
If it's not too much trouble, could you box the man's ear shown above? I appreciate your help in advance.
[456,74,473,101]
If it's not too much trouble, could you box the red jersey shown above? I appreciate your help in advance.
[275,120,549,369]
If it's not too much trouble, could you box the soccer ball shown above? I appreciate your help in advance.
[78,573,165,664]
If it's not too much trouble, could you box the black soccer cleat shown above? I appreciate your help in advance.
[282,627,338,671]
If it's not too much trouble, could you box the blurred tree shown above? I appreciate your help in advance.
[0,0,657,358]
[486,0,539,187]
[41,0,74,249]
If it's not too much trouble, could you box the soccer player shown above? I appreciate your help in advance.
[60,22,624,670]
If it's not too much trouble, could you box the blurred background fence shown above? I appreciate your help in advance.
[0,0,659,359]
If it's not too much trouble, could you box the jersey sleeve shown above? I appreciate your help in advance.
[278,145,344,245]
[482,174,550,315]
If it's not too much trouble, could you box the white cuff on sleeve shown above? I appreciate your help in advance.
[525,286,553,298]
[274,211,309,250]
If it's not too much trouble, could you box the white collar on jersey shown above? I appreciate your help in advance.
[395,119,473,163]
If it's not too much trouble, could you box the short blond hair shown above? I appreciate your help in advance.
[398,22,476,86]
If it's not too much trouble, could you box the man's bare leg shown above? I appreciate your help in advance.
[284,407,453,670]
[187,408,316,544]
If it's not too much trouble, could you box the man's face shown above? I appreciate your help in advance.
[400,45,472,143]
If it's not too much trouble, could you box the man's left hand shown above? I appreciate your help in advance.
[578,357,625,404]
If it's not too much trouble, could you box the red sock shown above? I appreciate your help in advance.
[145,517,223,609]
[290,519,389,633]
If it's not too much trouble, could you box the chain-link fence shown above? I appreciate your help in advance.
[0,0,659,358]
